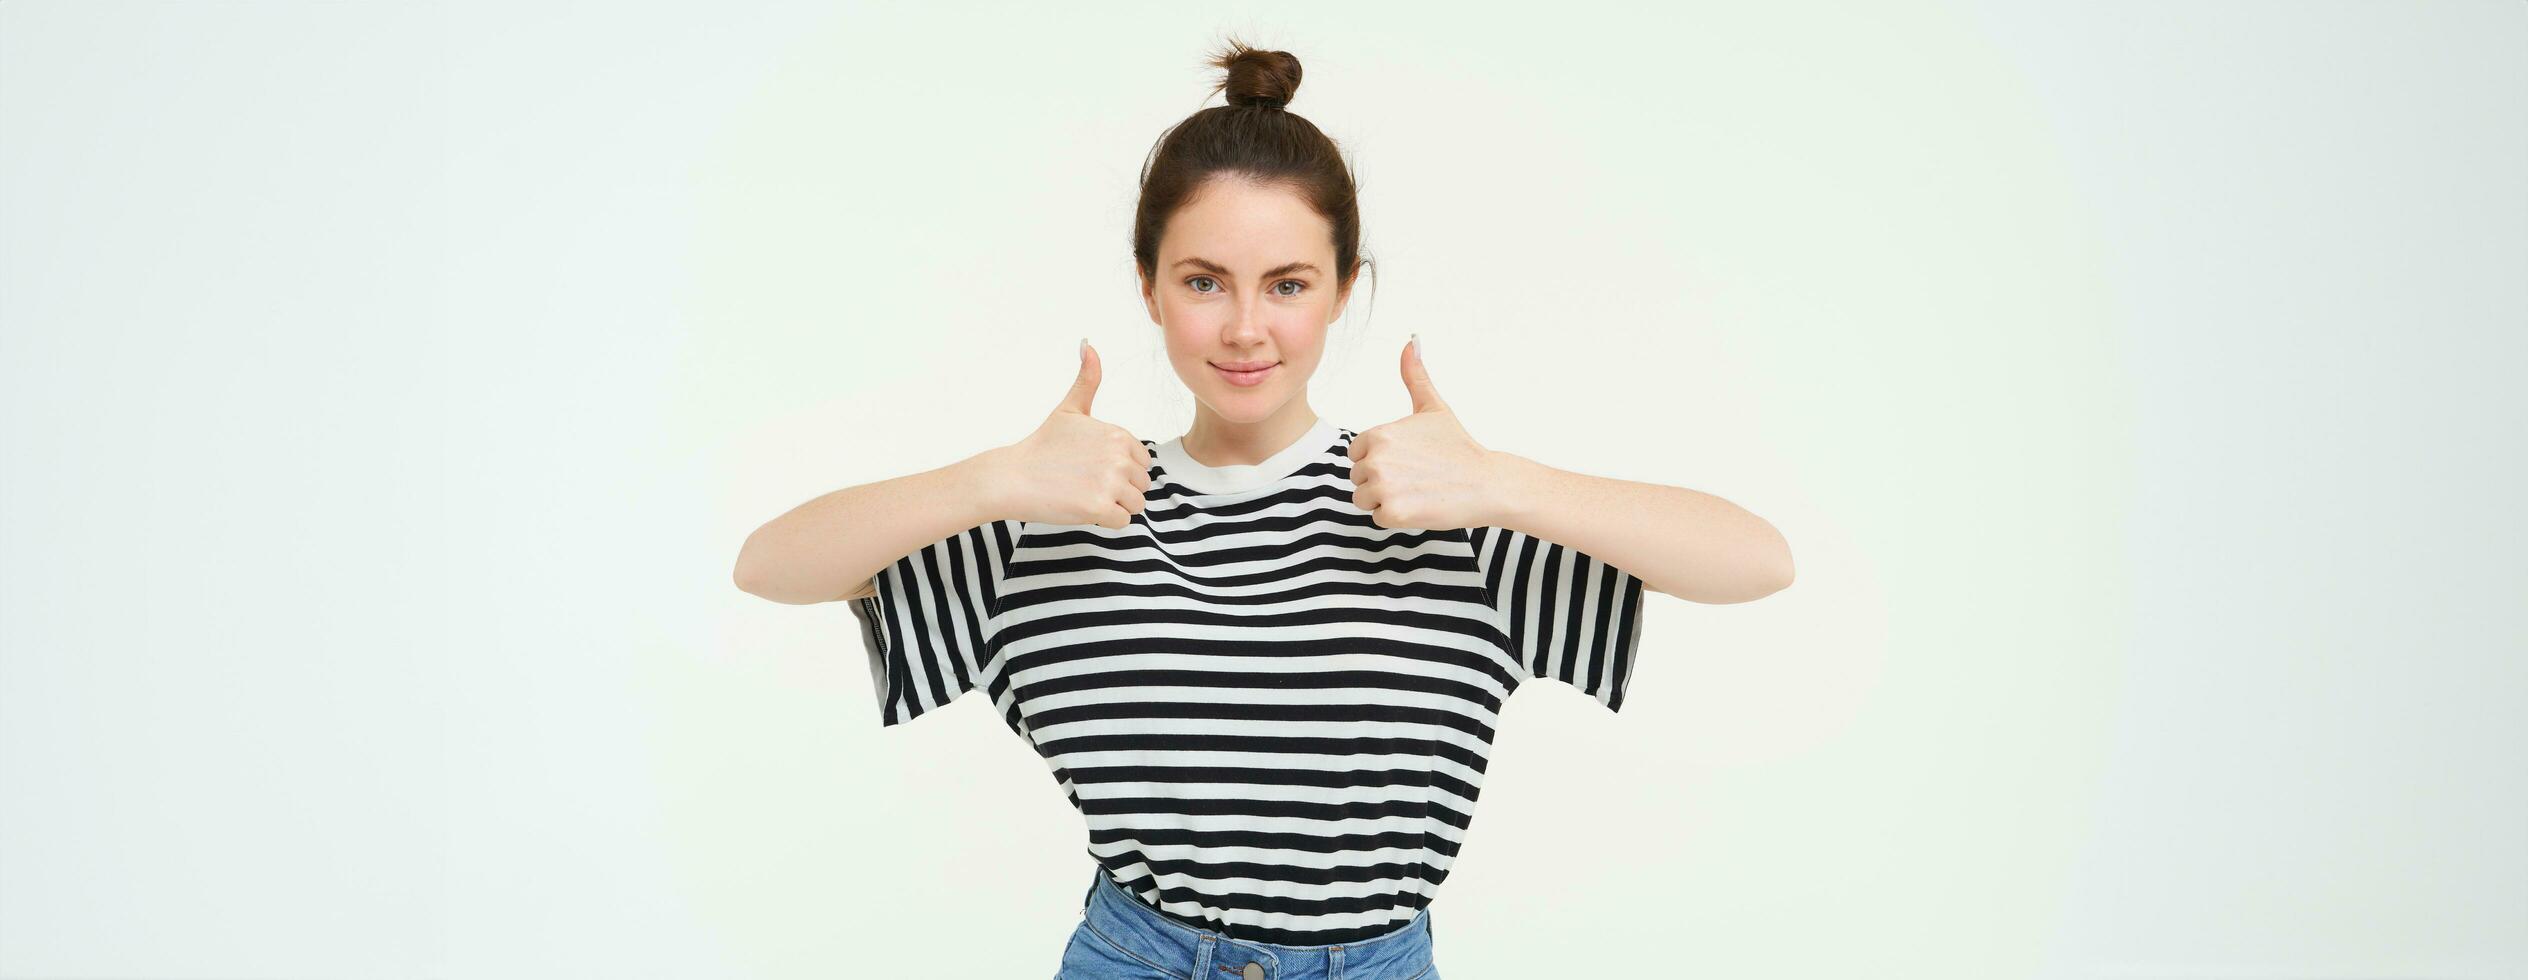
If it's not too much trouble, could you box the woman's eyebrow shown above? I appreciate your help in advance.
[1172,257,1321,279]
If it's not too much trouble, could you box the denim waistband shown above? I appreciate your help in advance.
[1074,863,1436,980]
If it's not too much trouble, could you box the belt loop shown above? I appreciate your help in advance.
[1193,934,1216,977]
[1329,943,1345,979]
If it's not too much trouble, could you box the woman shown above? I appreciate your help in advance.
[734,39,1795,980]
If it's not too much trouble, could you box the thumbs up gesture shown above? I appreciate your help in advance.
[1347,335,1502,530]
[991,339,1154,530]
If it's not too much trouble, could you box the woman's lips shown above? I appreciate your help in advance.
[1211,361,1279,387]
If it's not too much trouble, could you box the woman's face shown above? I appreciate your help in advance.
[1139,176,1353,424]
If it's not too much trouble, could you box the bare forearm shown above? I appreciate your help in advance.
[1482,451,1793,605]
[733,449,1009,605]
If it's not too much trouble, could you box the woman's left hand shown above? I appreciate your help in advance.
[1347,335,1512,530]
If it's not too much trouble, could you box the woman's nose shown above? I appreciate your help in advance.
[1223,301,1267,341]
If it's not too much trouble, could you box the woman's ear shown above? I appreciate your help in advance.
[1329,268,1358,323]
[1135,262,1161,325]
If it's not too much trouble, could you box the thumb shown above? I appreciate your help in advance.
[1401,334,1447,414]
[1056,337,1101,415]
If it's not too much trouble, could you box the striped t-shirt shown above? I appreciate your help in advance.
[846,414,1649,946]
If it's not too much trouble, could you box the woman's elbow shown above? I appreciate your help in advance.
[732,542,772,599]
[731,532,795,602]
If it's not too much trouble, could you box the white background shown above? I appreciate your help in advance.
[3,2,2522,978]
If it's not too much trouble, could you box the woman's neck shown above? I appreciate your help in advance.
[1179,402,1323,468]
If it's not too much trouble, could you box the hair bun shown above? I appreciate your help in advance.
[1210,40,1301,110]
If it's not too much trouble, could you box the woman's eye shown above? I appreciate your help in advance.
[1184,277,1305,296]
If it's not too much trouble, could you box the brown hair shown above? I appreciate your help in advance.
[1132,38,1374,318]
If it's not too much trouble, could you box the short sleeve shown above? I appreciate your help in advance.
[1466,525,1649,712]
[844,519,1025,727]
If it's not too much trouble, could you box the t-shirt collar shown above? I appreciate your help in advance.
[1154,415,1340,496]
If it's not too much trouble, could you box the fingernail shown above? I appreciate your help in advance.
[1413,332,1425,360]
[1079,336,1088,355]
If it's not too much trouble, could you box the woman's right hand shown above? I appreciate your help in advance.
[984,340,1153,530]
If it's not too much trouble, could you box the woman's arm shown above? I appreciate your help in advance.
[1356,337,1793,606]
[1479,451,1794,605]
[733,450,1009,606]
[733,342,1155,606]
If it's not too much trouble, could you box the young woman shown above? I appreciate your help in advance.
[734,39,1794,980]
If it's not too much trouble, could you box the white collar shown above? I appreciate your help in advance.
[1153,416,1341,495]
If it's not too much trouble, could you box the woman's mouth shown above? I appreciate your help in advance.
[1211,361,1279,387]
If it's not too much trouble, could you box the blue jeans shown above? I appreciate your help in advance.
[1056,864,1441,980]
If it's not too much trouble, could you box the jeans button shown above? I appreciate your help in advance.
[1241,962,1264,980]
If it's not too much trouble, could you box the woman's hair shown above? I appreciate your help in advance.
[1133,38,1374,316]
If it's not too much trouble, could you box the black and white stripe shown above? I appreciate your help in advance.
[845,422,1649,945]
[849,517,1025,728]
[1468,524,1647,712]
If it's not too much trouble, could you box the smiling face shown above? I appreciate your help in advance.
[1138,175,1354,424]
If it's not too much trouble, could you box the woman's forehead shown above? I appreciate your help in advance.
[1161,182,1335,267]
